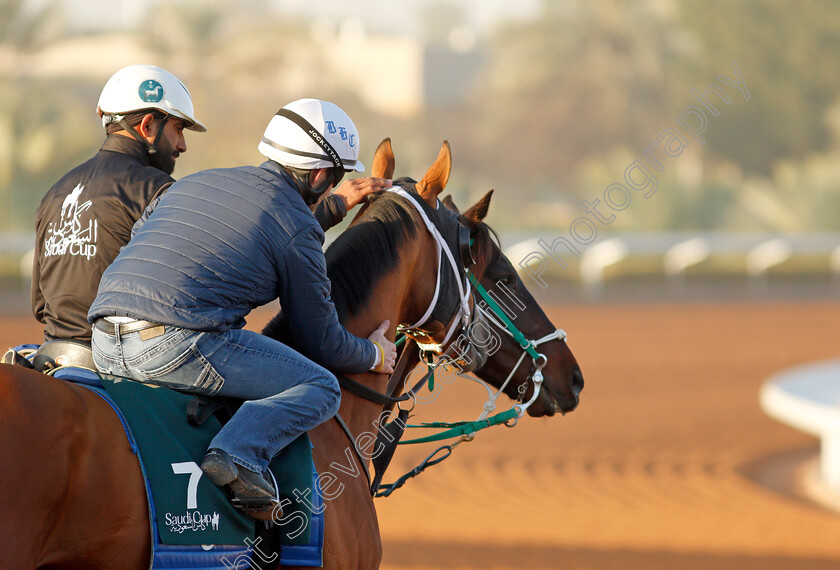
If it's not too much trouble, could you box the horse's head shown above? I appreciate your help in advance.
[441,192,584,417]
[368,138,583,418]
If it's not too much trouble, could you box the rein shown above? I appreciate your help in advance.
[335,356,430,408]
[371,274,568,497]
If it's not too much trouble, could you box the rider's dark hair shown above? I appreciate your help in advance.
[105,110,168,135]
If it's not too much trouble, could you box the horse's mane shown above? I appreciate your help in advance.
[325,188,419,320]
[261,183,494,343]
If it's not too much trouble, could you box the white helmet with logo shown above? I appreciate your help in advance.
[258,98,364,173]
[97,64,206,132]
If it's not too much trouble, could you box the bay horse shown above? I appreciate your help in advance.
[0,139,582,569]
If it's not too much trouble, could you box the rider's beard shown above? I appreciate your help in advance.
[149,135,178,175]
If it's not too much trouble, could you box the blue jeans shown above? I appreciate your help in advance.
[91,323,340,473]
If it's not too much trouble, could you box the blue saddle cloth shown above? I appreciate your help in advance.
[44,364,325,569]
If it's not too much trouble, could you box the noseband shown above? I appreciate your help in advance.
[467,274,567,418]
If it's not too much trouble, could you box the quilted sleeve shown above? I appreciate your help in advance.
[276,224,375,372]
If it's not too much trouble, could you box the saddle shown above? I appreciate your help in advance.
[2,342,242,430]
[2,340,96,372]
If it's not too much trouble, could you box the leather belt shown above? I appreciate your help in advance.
[94,318,166,337]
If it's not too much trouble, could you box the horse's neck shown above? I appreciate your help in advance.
[337,230,433,445]
[336,371,393,448]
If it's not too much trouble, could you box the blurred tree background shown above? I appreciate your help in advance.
[3,0,840,234]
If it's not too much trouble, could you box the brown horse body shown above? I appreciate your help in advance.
[0,368,150,569]
[0,140,582,569]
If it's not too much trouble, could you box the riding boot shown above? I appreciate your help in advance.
[200,448,281,521]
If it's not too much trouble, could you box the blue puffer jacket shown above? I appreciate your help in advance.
[88,160,375,373]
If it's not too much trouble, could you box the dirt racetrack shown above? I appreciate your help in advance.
[4,299,840,569]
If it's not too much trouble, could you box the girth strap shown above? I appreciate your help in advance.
[332,412,372,489]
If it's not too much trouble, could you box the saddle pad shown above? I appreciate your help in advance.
[82,380,325,568]
[97,377,317,546]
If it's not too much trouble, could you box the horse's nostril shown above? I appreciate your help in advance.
[572,367,584,397]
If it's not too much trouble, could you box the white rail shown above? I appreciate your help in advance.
[760,359,840,494]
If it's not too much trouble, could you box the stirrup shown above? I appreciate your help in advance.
[201,448,281,521]
[231,496,282,522]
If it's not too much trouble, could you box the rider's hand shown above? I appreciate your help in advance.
[334,177,393,210]
[368,320,397,374]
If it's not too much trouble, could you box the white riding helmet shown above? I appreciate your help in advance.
[97,64,206,132]
[258,98,364,173]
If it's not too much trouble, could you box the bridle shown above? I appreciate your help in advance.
[388,187,472,351]
[333,187,570,496]
[465,274,567,420]
[334,186,474,408]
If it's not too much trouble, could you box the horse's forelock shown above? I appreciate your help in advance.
[392,176,417,189]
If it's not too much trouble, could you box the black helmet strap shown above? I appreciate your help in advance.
[118,113,170,156]
[272,108,348,204]
[274,108,344,170]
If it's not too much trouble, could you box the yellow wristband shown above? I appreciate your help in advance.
[371,341,385,372]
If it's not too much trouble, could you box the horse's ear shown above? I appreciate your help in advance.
[441,194,460,214]
[371,138,395,179]
[461,189,493,227]
[416,141,451,208]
